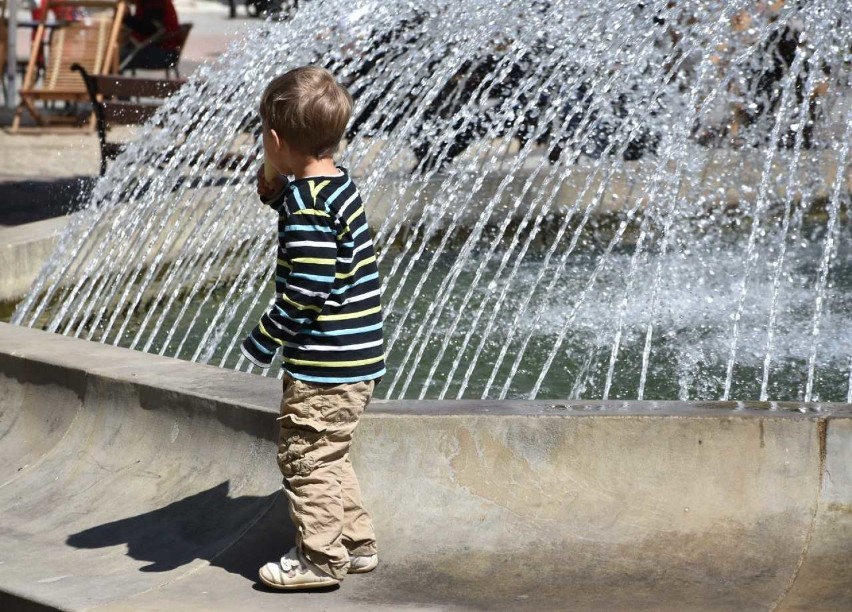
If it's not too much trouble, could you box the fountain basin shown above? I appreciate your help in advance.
[13,145,848,287]
[0,217,71,304]
[368,147,852,229]
[11,143,852,405]
[0,321,850,611]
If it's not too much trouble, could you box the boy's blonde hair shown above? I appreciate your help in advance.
[259,66,353,159]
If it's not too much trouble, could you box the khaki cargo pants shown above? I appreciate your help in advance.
[277,376,377,580]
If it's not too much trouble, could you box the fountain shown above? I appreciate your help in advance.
[4,2,852,608]
[10,0,852,403]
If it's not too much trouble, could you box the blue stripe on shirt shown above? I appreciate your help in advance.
[288,368,386,384]
[282,225,336,234]
[250,335,276,355]
[288,272,336,283]
[290,184,306,210]
[304,322,383,336]
[325,178,352,207]
[273,304,313,325]
[330,272,379,294]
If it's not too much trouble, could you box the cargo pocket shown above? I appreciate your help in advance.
[279,378,328,432]
[321,381,373,424]
[277,378,328,478]
[277,427,325,478]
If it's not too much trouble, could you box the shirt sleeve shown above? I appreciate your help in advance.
[240,203,338,369]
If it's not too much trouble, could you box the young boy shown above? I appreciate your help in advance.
[240,66,385,590]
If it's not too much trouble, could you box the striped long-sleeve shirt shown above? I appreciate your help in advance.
[240,168,386,383]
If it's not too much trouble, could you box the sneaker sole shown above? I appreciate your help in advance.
[258,569,340,590]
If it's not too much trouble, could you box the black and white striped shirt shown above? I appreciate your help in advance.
[241,168,385,383]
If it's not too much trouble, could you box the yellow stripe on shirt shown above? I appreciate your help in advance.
[309,179,330,202]
[291,257,336,265]
[346,206,364,226]
[292,209,330,217]
[258,321,284,345]
[317,304,381,321]
[335,255,376,279]
[282,294,323,313]
[283,354,385,368]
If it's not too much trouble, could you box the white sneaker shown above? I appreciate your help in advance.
[258,547,340,590]
[348,553,378,574]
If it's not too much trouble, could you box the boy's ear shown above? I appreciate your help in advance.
[269,128,283,152]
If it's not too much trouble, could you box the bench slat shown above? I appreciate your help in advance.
[71,64,188,174]
[102,101,159,125]
[93,76,186,99]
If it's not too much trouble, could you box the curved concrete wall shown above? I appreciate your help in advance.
[0,217,70,303]
[0,321,850,611]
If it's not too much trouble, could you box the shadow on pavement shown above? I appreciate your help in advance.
[66,481,294,581]
[0,177,94,226]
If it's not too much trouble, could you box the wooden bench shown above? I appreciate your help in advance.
[72,63,186,175]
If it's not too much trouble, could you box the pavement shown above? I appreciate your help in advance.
[0,0,260,308]
[0,4,263,306]
[1,321,851,611]
[0,2,262,224]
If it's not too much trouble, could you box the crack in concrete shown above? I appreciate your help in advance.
[767,417,828,612]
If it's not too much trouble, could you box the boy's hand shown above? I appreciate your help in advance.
[257,164,286,200]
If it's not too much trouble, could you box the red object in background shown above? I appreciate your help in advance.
[31,0,81,22]
[29,0,83,67]
[128,0,180,50]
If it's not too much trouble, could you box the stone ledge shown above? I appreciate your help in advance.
[0,322,850,611]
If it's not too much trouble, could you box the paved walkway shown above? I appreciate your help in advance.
[0,5,262,225]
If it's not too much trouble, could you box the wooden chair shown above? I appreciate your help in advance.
[12,0,126,132]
